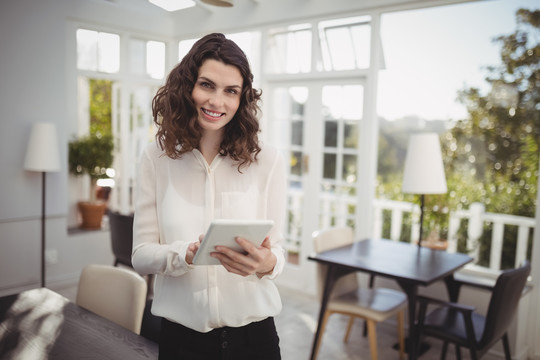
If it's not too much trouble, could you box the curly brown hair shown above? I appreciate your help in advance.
[152,33,262,170]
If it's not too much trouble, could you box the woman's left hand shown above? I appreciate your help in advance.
[211,236,276,278]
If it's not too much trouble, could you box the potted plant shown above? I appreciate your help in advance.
[68,132,114,229]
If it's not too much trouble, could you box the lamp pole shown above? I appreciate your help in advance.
[418,194,425,249]
[41,172,46,287]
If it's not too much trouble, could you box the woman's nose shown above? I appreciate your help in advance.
[208,91,224,107]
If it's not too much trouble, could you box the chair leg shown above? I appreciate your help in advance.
[440,341,448,360]
[366,319,378,360]
[313,310,332,360]
[343,316,355,343]
[455,344,461,360]
[397,310,405,360]
[502,333,511,360]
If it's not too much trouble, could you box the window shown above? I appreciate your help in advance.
[129,39,166,79]
[74,27,166,217]
[266,24,312,74]
[318,16,371,71]
[77,29,120,73]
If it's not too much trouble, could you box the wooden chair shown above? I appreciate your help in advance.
[416,260,531,360]
[76,264,147,334]
[312,227,407,360]
[108,210,134,268]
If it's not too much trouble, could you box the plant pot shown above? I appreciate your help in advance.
[78,201,107,229]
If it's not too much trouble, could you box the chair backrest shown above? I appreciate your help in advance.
[108,211,134,267]
[76,264,147,334]
[312,226,358,299]
[479,260,531,350]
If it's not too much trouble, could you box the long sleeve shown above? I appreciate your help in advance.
[259,146,287,279]
[131,144,192,277]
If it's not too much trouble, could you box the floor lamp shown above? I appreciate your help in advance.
[402,133,447,249]
[24,123,61,287]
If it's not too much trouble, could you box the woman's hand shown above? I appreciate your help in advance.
[211,236,276,278]
[185,235,203,265]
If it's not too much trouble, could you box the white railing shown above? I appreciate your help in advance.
[373,199,536,273]
[448,203,535,271]
[285,192,535,273]
[372,198,419,242]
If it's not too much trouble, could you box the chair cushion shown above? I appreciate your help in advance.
[422,307,485,345]
[328,287,407,322]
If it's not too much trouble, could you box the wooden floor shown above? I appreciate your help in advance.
[54,283,501,360]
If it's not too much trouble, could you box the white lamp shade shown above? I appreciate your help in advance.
[24,122,61,172]
[402,133,447,194]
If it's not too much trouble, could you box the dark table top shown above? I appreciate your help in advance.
[0,287,158,360]
[308,238,473,286]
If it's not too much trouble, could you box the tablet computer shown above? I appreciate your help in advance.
[192,219,274,266]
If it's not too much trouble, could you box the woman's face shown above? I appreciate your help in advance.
[191,59,243,135]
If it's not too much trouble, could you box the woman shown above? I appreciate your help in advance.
[132,33,286,360]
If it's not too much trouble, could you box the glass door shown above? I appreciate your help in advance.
[267,79,366,292]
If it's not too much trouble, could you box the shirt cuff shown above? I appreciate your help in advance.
[165,241,192,276]
[258,247,285,280]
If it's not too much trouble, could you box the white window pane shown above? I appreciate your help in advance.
[98,32,120,73]
[129,39,146,75]
[147,41,165,79]
[351,25,371,68]
[179,38,198,61]
[77,29,98,71]
[267,26,312,74]
[292,30,311,73]
[326,28,356,70]
[323,85,363,119]
[319,16,371,71]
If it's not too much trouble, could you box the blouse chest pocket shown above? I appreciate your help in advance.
[221,190,266,219]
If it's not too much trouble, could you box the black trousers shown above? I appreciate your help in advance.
[159,317,281,360]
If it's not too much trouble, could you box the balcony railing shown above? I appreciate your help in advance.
[373,199,536,274]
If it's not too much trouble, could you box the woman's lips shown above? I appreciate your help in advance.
[202,108,224,120]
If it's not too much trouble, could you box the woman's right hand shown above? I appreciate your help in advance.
[185,235,203,264]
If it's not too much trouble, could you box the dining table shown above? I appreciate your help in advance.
[308,238,473,360]
[0,287,158,359]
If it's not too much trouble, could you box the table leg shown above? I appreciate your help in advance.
[443,275,462,302]
[309,265,352,360]
[396,281,419,360]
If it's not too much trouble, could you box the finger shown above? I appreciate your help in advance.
[212,252,253,276]
[260,236,271,249]
[233,236,257,254]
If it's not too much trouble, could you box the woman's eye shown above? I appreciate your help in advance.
[226,89,239,95]
[200,81,212,88]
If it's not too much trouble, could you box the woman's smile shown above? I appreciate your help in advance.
[201,107,225,121]
[192,59,243,133]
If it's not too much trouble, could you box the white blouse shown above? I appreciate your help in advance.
[132,142,287,333]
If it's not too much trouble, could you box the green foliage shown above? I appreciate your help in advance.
[68,133,114,181]
[89,79,112,137]
[68,133,114,202]
[70,78,114,202]
[444,8,539,218]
